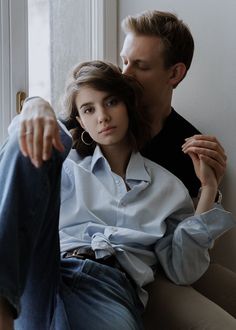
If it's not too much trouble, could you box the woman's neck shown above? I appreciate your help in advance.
[101,142,132,178]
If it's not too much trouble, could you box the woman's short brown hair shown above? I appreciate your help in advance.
[59,60,151,156]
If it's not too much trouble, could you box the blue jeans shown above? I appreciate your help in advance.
[0,131,144,330]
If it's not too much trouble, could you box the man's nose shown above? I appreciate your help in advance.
[122,64,135,78]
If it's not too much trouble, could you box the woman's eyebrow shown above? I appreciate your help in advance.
[79,102,93,109]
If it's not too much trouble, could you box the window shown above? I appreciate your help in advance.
[0,0,117,145]
[28,0,51,101]
[0,0,28,144]
[28,0,117,108]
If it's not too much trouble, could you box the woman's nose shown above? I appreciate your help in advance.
[98,108,110,123]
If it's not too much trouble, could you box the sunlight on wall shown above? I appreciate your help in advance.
[28,0,51,102]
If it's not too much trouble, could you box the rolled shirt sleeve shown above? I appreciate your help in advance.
[154,204,236,285]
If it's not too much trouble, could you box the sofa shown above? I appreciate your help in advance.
[142,228,236,329]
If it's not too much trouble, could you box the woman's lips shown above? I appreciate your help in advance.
[99,126,116,134]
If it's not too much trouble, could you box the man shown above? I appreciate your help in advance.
[120,10,226,198]
[119,10,236,329]
[1,10,235,330]
[15,11,226,197]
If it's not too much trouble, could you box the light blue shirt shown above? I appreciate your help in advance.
[59,144,236,306]
[8,117,236,305]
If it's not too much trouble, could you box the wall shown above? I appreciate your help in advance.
[50,0,117,109]
[118,0,236,270]
[28,0,51,102]
[50,0,92,108]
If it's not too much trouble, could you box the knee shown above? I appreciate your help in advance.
[0,131,65,170]
[0,132,25,170]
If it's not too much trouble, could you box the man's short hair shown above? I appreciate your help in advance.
[121,10,194,72]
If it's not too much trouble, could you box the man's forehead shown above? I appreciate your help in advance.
[120,33,163,61]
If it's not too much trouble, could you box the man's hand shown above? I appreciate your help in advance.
[19,97,64,167]
[182,135,227,186]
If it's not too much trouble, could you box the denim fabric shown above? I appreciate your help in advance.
[0,131,144,330]
[15,258,144,330]
[52,258,144,330]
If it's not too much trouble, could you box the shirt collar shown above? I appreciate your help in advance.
[90,146,150,183]
[90,146,111,172]
[126,152,151,182]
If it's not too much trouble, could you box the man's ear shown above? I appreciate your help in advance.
[169,63,187,88]
[76,116,85,129]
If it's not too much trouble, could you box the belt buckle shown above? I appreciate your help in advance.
[71,249,85,259]
[65,247,95,260]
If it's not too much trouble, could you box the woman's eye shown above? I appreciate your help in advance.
[106,97,118,107]
[83,107,93,114]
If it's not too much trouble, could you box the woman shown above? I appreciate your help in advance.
[0,61,235,330]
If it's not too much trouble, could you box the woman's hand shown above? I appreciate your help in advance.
[183,148,218,214]
[19,97,64,167]
[182,135,226,186]
[187,152,218,189]
[182,135,224,213]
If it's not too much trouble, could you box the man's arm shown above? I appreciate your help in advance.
[19,97,64,167]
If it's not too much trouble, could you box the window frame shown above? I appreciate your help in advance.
[0,0,28,144]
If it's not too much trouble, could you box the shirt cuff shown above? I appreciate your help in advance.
[198,205,236,241]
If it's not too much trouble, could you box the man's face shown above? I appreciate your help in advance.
[120,33,172,109]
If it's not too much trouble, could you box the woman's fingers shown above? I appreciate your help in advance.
[182,135,227,185]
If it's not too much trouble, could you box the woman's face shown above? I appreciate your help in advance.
[75,86,130,149]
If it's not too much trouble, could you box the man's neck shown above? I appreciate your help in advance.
[148,105,172,137]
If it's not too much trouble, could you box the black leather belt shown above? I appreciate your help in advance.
[64,246,121,269]
[64,246,96,260]
[64,246,136,289]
